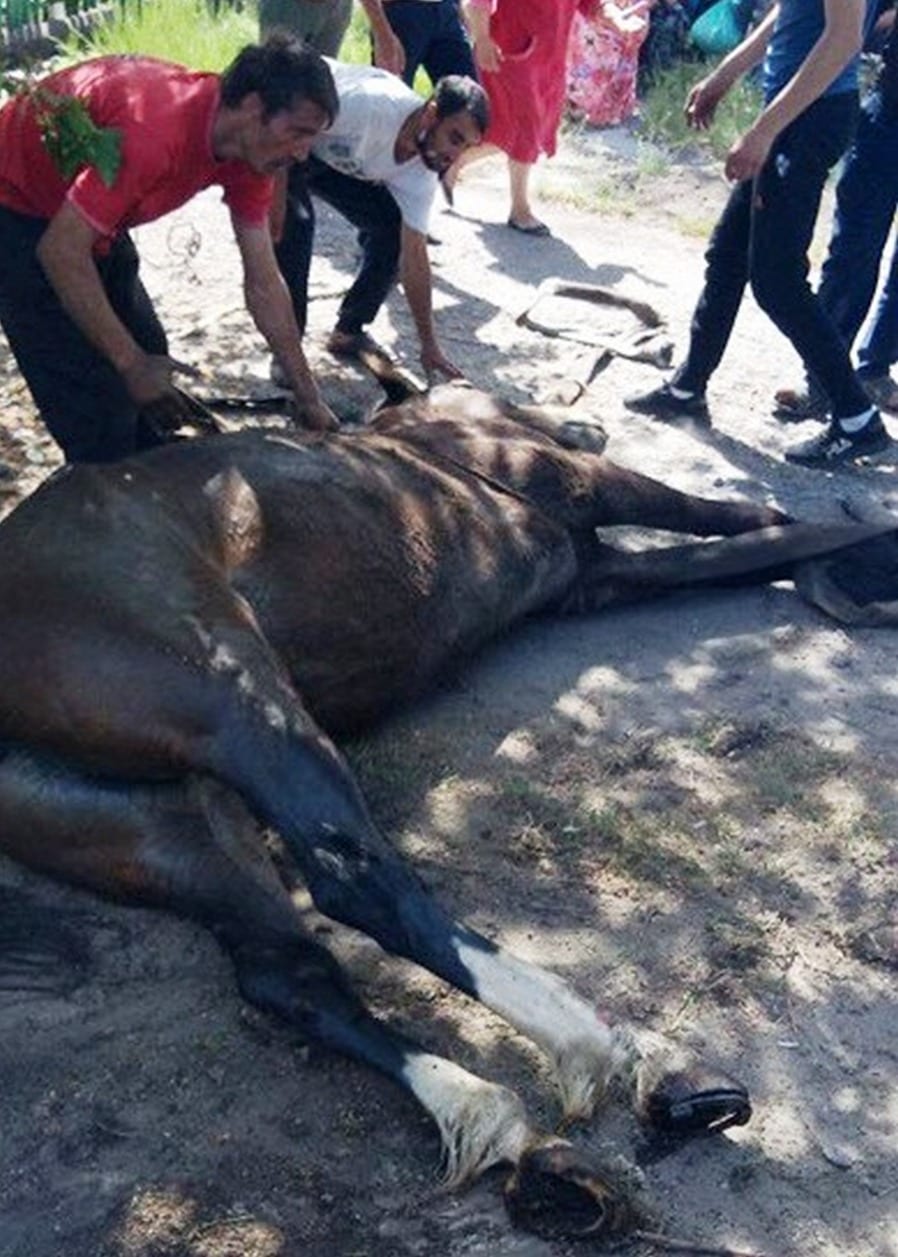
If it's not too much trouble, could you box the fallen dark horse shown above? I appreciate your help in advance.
[0,380,893,1241]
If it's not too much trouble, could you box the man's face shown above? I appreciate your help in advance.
[244,96,330,174]
[417,107,482,176]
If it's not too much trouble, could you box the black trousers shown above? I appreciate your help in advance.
[382,0,477,88]
[673,91,870,421]
[275,156,402,338]
[0,206,169,462]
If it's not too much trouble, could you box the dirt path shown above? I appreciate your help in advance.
[0,130,896,1257]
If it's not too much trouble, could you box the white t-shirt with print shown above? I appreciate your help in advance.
[313,59,438,234]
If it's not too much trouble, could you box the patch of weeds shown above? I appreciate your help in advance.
[697,717,775,759]
[638,59,763,160]
[674,213,719,238]
[599,729,664,775]
[346,730,455,826]
[750,740,839,818]
[582,803,707,886]
[539,169,637,217]
[498,775,577,844]
[635,140,672,179]
[704,916,771,972]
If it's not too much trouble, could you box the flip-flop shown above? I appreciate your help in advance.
[508,218,551,238]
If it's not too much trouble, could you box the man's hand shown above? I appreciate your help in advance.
[724,123,774,182]
[121,352,195,431]
[473,34,503,73]
[685,73,729,130]
[421,343,463,384]
[291,393,340,433]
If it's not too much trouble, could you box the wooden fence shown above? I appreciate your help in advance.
[1,0,109,57]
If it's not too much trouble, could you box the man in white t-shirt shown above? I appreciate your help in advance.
[274,62,488,380]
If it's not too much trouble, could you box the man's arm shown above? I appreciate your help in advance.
[359,0,406,76]
[725,0,866,181]
[36,202,189,425]
[233,220,339,432]
[399,223,462,380]
[685,4,780,130]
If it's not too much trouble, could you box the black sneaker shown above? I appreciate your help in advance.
[624,381,710,425]
[785,413,892,467]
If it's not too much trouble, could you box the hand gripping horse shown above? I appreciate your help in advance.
[0,380,887,1240]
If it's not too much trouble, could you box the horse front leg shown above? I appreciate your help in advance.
[0,748,643,1242]
[202,693,751,1146]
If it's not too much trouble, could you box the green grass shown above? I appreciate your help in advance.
[62,0,435,87]
[62,0,255,68]
[638,58,763,159]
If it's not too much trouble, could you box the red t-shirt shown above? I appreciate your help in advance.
[0,55,273,247]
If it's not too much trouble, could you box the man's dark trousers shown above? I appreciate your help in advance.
[275,155,402,338]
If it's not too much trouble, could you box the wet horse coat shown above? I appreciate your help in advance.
[0,386,877,1236]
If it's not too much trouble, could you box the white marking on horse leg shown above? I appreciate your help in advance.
[401,1052,533,1186]
[451,935,642,1119]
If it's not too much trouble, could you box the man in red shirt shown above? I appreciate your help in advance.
[0,36,340,462]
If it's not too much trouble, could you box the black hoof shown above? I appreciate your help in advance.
[504,1139,634,1241]
[642,1066,752,1137]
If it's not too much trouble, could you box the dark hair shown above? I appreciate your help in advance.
[220,33,339,126]
[431,75,490,135]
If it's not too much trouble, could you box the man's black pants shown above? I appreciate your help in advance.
[0,205,168,463]
[672,92,870,421]
[275,156,402,339]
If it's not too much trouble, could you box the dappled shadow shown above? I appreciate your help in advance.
[0,188,895,1257]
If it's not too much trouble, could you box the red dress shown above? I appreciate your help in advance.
[475,0,589,164]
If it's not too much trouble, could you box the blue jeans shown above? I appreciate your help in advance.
[382,0,476,87]
[817,86,898,381]
[673,91,870,421]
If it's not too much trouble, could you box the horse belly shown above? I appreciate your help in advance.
[237,480,577,733]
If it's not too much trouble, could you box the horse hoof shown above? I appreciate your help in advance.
[641,1066,751,1137]
[504,1139,634,1240]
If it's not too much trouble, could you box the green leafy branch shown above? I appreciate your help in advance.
[1,72,121,186]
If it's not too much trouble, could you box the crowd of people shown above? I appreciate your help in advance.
[0,0,896,474]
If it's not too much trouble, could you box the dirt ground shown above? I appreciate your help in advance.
[0,125,896,1257]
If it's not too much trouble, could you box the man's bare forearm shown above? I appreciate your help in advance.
[399,227,439,355]
[37,208,142,372]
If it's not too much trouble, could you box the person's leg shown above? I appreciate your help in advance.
[818,90,898,362]
[381,0,435,86]
[0,209,162,462]
[313,0,354,55]
[625,179,753,419]
[309,164,402,336]
[421,0,478,83]
[259,0,353,53]
[846,95,898,394]
[673,179,753,393]
[749,93,870,424]
[856,234,898,394]
[508,159,546,232]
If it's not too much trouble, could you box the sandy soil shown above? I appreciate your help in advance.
[0,126,896,1257]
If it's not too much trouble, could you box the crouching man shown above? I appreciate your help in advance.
[0,35,340,462]
[273,65,488,382]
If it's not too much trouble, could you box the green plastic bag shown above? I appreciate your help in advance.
[690,0,753,56]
